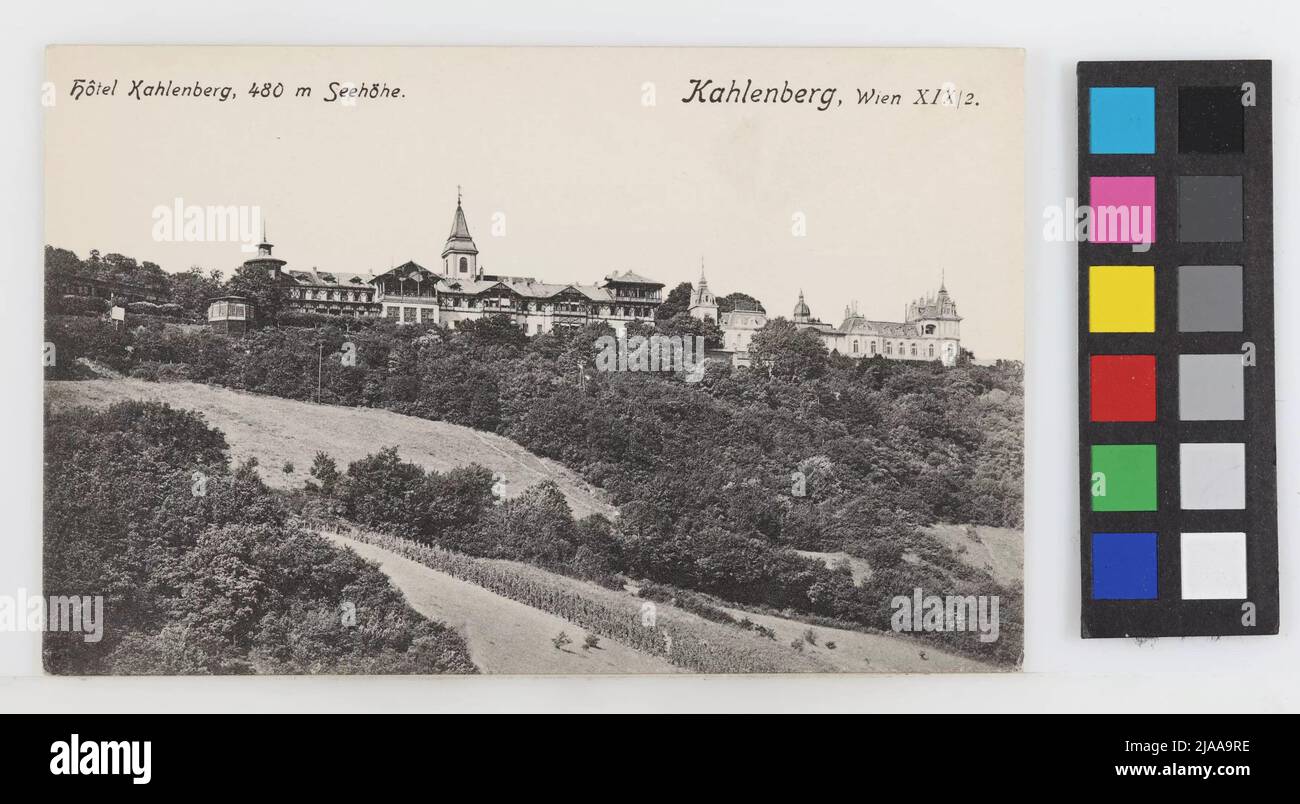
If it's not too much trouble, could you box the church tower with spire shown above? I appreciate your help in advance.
[441,188,479,278]
[688,260,718,322]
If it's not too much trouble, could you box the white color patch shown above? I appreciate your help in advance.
[1179,442,1246,510]
[1180,532,1248,600]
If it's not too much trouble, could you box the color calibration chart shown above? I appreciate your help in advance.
[1077,61,1277,638]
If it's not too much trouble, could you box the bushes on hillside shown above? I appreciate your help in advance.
[338,447,495,542]
[126,301,187,319]
[43,401,477,675]
[49,310,1025,666]
[47,294,111,317]
[44,317,134,377]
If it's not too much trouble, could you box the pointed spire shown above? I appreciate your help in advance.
[699,256,707,285]
[939,269,947,294]
[448,200,472,239]
[256,217,274,257]
[442,189,479,260]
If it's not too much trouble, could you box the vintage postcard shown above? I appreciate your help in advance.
[41,46,1024,674]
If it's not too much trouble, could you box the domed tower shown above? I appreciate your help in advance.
[441,188,479,278]
[243,221,286,279]
[792,289,811,324]
[688,259,718,322]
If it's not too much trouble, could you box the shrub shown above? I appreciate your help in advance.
[308,452,340,496]
[48,294,111,316]
[43,401,476,675]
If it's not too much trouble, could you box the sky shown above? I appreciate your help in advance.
[45,46,1023,359]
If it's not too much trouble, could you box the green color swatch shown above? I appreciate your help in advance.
[1091,444,1158,511]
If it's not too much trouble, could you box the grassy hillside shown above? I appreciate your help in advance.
[45,378,613,519]
[43,399,477,675]
[332,529,993,673]
[922,524,1023,589]
[48,377,1015,672]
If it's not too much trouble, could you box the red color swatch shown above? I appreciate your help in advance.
[1090,355,1157,422]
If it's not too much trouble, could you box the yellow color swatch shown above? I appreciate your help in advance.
[1090,265,1155,332]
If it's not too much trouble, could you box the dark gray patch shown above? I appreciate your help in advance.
[1177,175,1243,242]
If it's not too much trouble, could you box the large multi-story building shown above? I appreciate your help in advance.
[241,230,381,317]
[792,283,962,366]
[231,196,961,365]
[369,198,664,334]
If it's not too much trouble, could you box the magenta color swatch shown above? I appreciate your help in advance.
[1089,176,1156,244]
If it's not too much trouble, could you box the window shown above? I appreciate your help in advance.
[885,341,893,355]
[910,343,917,356]
[928,344,935,358]
[233,304,246,318]
[869,341,877,355]
[459,257,468,273]
[852,339,859,354]
[924,324,936,335]
[403,307,416,322]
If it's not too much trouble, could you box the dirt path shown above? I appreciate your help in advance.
[47,378,1011,675]
[326,532,680,674]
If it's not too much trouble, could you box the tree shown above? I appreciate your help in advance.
[657,311,724,349]
[717,292,764,314]
[747,317,828,380]
[44,246,88,285]
[308,452,340,496]
[656,281,693,322]
[453,314,528,355]
[226,263,288,326]
[169,266,225,317]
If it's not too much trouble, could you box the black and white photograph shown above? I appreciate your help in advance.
[39,46,1025,675]
[6,0,1299,743]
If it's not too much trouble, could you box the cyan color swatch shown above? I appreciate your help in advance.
[1090,87,1156,154]
[1092,532,1158,600]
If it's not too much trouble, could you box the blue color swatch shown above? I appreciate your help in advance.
[1090,87,1156,154]
[1092,532,1158,599]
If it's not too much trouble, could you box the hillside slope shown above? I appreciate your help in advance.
[46,377,1007,674]
[328,533,680,674]
[45,379,614,519]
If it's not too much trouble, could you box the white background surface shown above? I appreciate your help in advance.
[0,0,1295,712]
